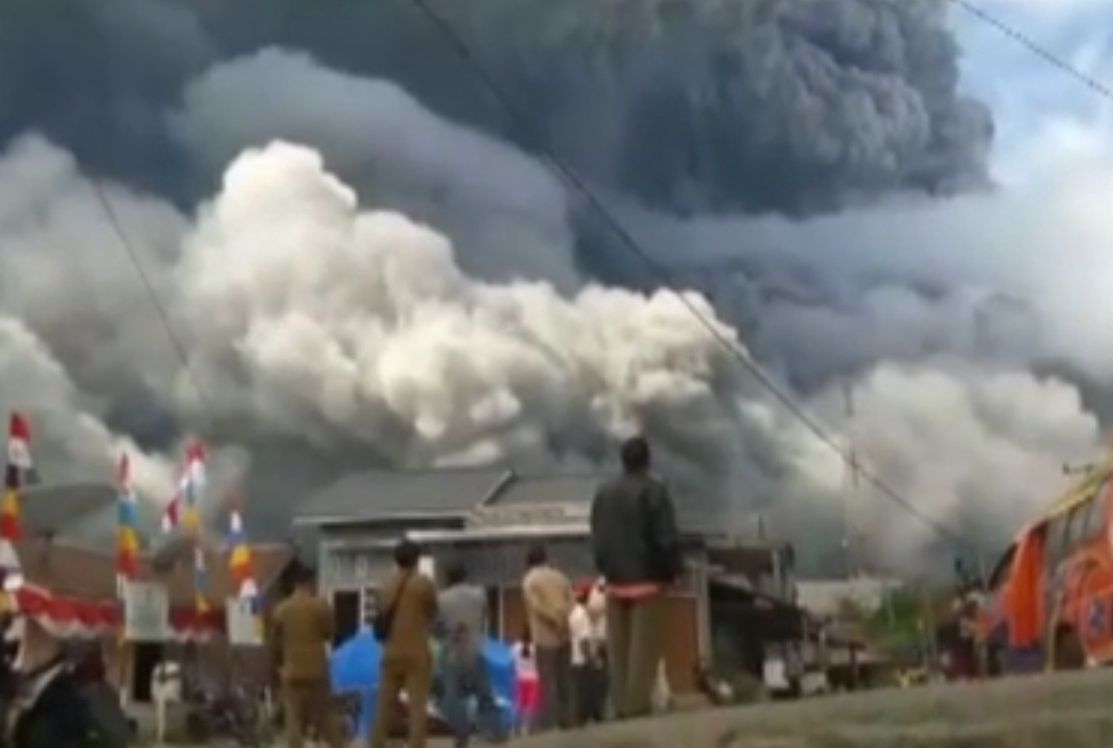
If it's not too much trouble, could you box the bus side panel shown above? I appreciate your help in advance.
[1077,483,1113,664]
[1060,542,1111,661]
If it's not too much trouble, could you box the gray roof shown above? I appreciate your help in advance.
[296,467,510,525]
[296,468,725,537]
[22,482,118,536]
[484,473,599,507]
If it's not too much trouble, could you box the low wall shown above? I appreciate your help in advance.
[516,669,1113,747]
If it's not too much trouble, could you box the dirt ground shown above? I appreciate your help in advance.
[514,669,1113,748]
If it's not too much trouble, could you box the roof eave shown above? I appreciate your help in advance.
[293,510,471,528]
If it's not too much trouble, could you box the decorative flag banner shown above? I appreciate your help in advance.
[193,544,209,615]
[227,508,258,601]
[116,453,141,587]
[162,440,207,533]
[0,413,33,592]
[227,505,263,641]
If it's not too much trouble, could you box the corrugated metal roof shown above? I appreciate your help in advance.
[296,467,510,524]
[486,473,599,506]
[22,482,118,536]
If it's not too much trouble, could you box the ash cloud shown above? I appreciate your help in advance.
[0,0,991,216]
[0,0,1100,574]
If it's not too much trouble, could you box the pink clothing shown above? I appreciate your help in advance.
[608,582,662,600]
[515,677,540,716]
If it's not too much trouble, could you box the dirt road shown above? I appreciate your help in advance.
[515,669,1113,748]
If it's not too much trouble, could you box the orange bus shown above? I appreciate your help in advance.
[977,459,1113,673]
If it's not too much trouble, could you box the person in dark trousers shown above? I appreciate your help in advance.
[521,544,574,731]
[271,566,343,748]
[370,539,438,748]
[591,436,683,720]
[436,560,505,747]
[569,582,607,726]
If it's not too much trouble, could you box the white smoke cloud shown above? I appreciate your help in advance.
[807,360,1101,572]
[0,135,246,529]
[0,316,176,501]
[173,141,790,511]
[0,127,1103,571]
[0,18,1104,573]
[623,156,1113,393]
[0,134,188,411]
[170,49,580,292]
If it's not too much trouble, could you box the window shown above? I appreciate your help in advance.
[1064,500,1091,551]
[1086,479,1111,540]
[987,544,1016,591]
[1044,513,1071,572]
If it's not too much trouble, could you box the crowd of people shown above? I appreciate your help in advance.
[271,435,684,748]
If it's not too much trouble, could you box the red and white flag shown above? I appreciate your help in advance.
[162,440,207,533]
[7,414,32,473]
[0,412,33,591]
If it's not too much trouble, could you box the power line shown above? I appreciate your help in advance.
[948,0,1113,103]
[400,0,974,552]
[85,177,216,418]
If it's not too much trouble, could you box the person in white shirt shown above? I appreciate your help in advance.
[569,581,607,725]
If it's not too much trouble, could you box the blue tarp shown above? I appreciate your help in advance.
[330,631,382,738]
[329,632,516,740]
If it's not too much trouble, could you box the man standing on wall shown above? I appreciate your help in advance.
[271,566,343,748]
[522,544,574,731]
[590,436,683,720]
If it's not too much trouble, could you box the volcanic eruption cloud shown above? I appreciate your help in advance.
[0,0,1106,573]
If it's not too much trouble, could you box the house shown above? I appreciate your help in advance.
[296,467,804,694]
[8,482,296,701]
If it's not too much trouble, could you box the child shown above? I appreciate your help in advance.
[513,634,539,736]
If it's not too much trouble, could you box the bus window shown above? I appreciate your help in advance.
[1064,499,1092,550]
[988,544,1016,591]
[1085,478,1111,540]
[1045,512,1071,571]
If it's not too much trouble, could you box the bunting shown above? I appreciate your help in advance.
[0,413,32,591]
[115,453,140,585]
[193,544,209,615]
[162,440,206,533]
[228,509,258,601]
[228,505,262,637]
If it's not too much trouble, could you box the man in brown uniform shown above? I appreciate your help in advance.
[270,566,342,748]
[370,539,438,748]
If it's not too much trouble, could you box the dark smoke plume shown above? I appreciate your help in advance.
[2,0,1099,577]
[0,0,991,215]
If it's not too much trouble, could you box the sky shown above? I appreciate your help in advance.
[956,0,1113,183]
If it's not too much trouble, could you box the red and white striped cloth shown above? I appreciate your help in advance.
[6,584,224,642]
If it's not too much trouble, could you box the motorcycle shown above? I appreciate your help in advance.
[184,684,265,747]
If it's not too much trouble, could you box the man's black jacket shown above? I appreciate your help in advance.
[591,473,683,586]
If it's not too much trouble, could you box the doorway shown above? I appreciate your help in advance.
[333,589,360,647]
[132,643,164,703]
